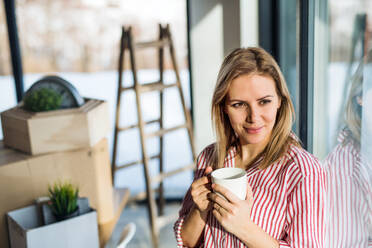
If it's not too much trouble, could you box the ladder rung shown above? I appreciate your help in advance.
[129,188,160,202]
[118,123,137,132]
[135,39,169,49]
[152,163,195,184]
[121,86,134,92]
[146,124,188,139]
[118,119,160,132]
[128,163,194,201]
[157,212,179,230]
[115,154,160,170]
[139,81,177,93]
[120,82,177,93]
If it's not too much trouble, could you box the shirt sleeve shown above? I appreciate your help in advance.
[173,148,211,247]
[280,159,326,247]
[278,240,290,247]
[324,153,372,247]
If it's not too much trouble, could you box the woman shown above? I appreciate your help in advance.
[174,47,326,247]
[324,56,372,247]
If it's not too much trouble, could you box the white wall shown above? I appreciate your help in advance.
[189,0,258,154]
[240,0,259,48]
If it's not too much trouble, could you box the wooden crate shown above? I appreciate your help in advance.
[0,139,114,248]
[1,99,109,155]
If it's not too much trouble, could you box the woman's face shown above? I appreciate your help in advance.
[224,73,281,147]
[362,89,372,135]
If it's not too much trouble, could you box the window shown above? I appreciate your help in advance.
[312,0,372,245]
[1,0,191,198]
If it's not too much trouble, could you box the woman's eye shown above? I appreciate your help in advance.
[232,103,245,108]
[259,99,271,105]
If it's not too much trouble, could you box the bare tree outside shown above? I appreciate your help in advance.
[0,0,188,75]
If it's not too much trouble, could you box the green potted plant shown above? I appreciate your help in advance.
[7,182,99,247]
[23,87,62,112]
[47,181,79,221]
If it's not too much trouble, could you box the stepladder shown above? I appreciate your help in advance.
[112,24,196,247]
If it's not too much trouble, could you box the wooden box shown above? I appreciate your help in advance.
[7,205,99,248]
[0,139,114,248]
[1,99,109,155]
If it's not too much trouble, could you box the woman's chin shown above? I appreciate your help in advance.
[240,135,266,146]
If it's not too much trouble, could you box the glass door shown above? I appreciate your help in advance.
[313,0,372,246]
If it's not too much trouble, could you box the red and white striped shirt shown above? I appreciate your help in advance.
[324,132,372,247]
[174,143,326,247]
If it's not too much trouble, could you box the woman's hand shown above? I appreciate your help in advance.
[208,183,254,236]
[180,166,213,247]
[209,183,280,247]
[190,166,213,215]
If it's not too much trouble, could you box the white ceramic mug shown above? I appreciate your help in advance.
[211,167,247,200]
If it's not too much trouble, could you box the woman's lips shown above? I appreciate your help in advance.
[244,127,263,134]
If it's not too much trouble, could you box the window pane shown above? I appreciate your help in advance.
[2,0,191,197]
[313,0,372,245]
[278,0,298,134]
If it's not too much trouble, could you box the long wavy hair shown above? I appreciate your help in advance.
[343,62,363,147]
[343,49,372,147]
[211,47,300,169]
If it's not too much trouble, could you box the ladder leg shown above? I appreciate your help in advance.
[158,24,165,216]
[112,27,126,183]
[113,24,197,248]
[128,27,159,248]
[166,25,197,161]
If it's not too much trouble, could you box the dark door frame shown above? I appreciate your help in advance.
[298,0,314,151]
[3,0,24,102]
[259,0,314,151]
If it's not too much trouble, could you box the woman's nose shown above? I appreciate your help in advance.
[245,107,259,123]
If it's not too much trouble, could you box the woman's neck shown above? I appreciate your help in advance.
[236,136,270,169]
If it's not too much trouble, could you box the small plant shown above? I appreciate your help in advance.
[48,181,79,220]
[23,88,62,112]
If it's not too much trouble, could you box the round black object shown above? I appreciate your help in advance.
[24,75,84,109]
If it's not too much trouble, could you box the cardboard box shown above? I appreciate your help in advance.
[1,99,109,155]
[7,205,99,248]
[0,139,114,247]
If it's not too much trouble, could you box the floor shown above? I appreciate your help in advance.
[106,201,182,248]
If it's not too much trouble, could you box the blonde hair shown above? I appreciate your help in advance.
[211,47,300,169]
[343,49,372,146]
[344,63,363,146]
